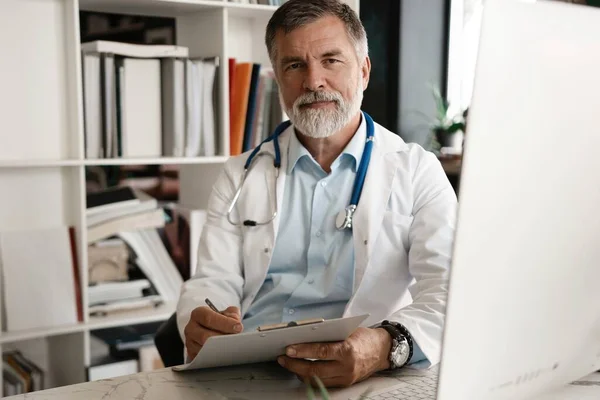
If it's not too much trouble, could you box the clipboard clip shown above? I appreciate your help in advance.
[257,318,325,332]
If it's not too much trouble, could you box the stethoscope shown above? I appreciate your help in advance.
[227,111,375,231]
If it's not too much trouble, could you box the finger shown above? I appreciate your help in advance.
[222,306,242,321]
[186,320,225,345]
[277,356,342,381]
[185,337,202,361]
[191,306,243,334]
[285,341,347,361]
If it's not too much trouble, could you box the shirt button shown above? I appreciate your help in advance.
[320,181,327,187]
[288,309,295,315]
[315,230,322,237]
[308,279,315,284]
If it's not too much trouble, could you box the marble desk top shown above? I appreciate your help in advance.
[6,362,600,400]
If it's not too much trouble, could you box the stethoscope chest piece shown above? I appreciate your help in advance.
[336,205,357,231]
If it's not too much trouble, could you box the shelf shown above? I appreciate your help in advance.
[79,0,278,18]
[226,2,278,18]
[0,156,228,168]
[87,301,176,331]
[0,302,176,344]
[83,156,228,166]
[79,0,224,17]
[0,159,82,168]
[0,322,85,344]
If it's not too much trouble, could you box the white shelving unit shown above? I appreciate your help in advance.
[0,0,359,395]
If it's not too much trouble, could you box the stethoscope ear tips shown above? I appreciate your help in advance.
[243,220,258,227]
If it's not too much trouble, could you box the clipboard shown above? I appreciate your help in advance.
[173,314,369,371]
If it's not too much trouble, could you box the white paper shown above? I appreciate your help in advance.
[173,314,369,371]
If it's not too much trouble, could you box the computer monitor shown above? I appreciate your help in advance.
[436,0,600,399]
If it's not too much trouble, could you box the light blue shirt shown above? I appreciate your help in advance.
[242,118,426,365]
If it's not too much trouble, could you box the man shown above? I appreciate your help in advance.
[177,0,457,388]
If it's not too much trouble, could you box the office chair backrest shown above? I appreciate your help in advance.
[154,313,184,367]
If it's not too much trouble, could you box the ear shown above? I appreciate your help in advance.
[361,56,371,91]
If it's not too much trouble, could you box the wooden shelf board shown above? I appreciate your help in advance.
[79,0,277,18]
[0,302,176,344]
[83,156,228,166]
[79,0,225,17]
[226,2,278,18]
[0,322,85,344]
[0,156,227,168]
[87,301,176,331]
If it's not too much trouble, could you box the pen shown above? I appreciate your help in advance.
[205,298,223,315]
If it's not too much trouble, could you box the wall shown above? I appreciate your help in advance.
[396,0,449,148]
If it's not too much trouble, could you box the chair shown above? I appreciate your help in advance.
[154,312,184,367]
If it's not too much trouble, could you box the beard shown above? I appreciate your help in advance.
[281,78,364,139]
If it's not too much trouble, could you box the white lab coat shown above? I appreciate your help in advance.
[176,120,457,366]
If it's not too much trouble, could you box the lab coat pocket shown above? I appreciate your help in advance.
[381,211,414,253]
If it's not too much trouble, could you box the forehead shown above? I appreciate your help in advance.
[274,15,354,57]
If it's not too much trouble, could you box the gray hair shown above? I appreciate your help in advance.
[265,0,368,66]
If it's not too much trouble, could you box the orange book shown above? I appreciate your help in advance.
[229,62,253,156]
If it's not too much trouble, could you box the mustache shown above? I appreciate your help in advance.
[295,91,343,107]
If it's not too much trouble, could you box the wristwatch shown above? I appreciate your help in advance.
[379,320,414,369]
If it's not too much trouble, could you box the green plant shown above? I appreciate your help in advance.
[428,84,468,152]
[430,84,466,135]
[305,376,373,400]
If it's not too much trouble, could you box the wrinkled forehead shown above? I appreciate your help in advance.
[273,15,357,60]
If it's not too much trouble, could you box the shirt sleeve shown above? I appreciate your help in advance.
[408,339,428,365]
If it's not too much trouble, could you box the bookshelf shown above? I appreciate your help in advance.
[0,0,359,395]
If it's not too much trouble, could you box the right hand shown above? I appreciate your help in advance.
[184,305,243,361]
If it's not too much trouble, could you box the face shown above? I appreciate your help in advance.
[273,15,370,138]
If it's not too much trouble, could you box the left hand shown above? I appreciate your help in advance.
[277,327,392,388]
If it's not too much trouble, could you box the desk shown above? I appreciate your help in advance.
[5,363,600,400]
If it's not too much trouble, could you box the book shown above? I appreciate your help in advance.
[86,187,158,227]
[87,208,165,244]
[0,227,79,332]
[87,186,138,214]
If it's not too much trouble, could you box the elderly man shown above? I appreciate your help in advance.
[177,0,457,388]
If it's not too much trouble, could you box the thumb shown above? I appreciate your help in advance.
[222,306,242,321]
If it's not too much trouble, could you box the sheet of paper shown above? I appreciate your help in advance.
[173,314,369,371]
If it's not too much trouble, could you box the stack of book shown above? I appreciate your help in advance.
[86,186,183,316]
[229,58,285,156]
[2,351,44,395]
[81,41,219,159]
[88,322,164,381]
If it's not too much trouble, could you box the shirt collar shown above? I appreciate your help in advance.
[287,114,367,174]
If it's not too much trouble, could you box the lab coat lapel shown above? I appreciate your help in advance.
[244,128,292,309]
[271,126,292,240]
[351,136,397,292]
[258,127,292,265]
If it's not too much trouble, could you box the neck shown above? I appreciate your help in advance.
[295,112,362,173]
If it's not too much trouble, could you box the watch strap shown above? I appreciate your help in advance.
[381,320,414,368]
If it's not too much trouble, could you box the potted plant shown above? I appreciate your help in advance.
[429,85,467,154]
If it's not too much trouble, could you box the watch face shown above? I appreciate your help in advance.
[392,339,410,367]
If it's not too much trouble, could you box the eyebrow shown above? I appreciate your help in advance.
[279,49,345,66]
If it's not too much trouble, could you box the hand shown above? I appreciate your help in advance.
[184,305,243,360]
[277,327,392,388]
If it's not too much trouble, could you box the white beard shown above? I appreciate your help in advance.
[281,78,364,139]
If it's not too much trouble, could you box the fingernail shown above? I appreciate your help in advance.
[277,357,285,366]
[286,347,296,357]
[234,324,242,332]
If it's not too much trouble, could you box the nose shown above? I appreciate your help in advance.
[303,63,326,92]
